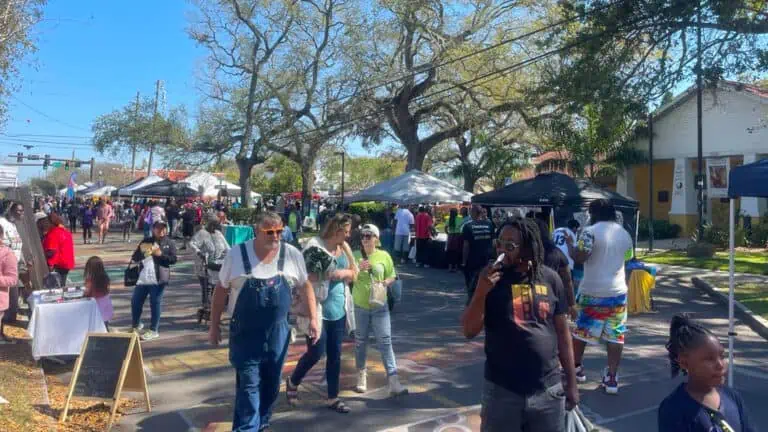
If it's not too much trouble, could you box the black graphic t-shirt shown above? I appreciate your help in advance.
[462,220,494,270]
[484,266,566,396]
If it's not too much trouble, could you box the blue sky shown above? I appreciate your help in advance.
[3,0,203,181]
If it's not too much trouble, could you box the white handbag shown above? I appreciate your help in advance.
[566,407,597,432]
[137,257,158,285]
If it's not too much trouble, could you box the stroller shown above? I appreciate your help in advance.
[196,257,217,326]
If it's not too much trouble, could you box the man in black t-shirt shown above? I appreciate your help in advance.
[462,206,494,302]
[461,217,579,432]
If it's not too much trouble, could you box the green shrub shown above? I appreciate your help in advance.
[229,208,260,225]
[697,223,749,248]
[638,218,683,240]
[347,202,387,225]
[749,223,768,248]
[686,242,715,258]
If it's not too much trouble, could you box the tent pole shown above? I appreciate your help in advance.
[728,198,735,386]
[634,210,640,258]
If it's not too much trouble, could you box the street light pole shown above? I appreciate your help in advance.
[335,151,345,209]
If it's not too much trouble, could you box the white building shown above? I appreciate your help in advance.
[619,81,768,235]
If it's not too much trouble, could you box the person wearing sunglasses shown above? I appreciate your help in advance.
[461,217,579,432]
[286,213,359,414]
[352,224,408,397]
[210,211,319,431]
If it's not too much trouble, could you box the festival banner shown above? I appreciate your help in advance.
[66,172,77,200]
[706,157,729,198]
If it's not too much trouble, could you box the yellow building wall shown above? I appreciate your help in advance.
[632,160,674,221]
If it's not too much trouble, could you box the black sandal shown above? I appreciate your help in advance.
[328,399,351,414]
[285,378,299,406]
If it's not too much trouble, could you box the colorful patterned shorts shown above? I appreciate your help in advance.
[573,293,627,345]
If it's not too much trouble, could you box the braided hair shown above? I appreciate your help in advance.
[497,217,545,289]
[666,314,718,378]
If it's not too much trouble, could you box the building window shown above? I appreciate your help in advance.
[658,191,669,203]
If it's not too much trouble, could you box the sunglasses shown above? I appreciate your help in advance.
[496,240,520,251]
[260,228,284,236]
[361,233,376,239]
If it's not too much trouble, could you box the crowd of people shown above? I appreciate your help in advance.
[0,192,756,431]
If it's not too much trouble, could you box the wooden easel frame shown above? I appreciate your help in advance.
[60,332,151,430]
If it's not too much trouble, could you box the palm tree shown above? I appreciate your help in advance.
[535,103,647,182]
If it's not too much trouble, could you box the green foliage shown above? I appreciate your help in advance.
[319,153,406,192]
[686,242,716,258]
[347,202,388,226]
[250,155,303,196]
[637,218,682,240]
[29,178,57,196]
[229,208,260,225]
[748,223,768,248]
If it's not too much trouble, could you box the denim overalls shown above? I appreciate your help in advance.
[229,242,292,431]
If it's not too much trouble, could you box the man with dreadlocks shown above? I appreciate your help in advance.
[462,217,579,432]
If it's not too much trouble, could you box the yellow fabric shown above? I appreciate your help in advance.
[627,270,655,315]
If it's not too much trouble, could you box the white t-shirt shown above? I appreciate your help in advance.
[577,222,633,297]
[552,227,577,270]
[218,240,308,314]
[0,217,22,261]
[394,208,414,236]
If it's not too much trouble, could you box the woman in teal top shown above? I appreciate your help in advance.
[286,214,357,413]
[352,224,409,397]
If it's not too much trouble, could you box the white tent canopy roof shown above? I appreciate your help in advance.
[182,172,261,200]
[84,186,117,197]
[57,183,92,196]
[117,175,164,196]
[348,170,472,205]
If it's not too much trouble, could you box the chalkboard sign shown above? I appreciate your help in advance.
[73,335,132,399]
[61,333,151,430]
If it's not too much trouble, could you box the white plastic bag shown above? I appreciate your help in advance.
[137,256,158,285]
[566,407,597,432]
[408,245,417,261]
[368,280,387,308]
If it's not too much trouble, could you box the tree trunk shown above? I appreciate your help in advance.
[236,158,255,208]
[300,161,315,227]
[405,144,426,171]
[463,169,477,193]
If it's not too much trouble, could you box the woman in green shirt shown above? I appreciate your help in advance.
[445,207,464,273]
[286,214,357,413]
[353,224,409,397]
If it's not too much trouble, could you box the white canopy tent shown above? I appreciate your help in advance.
[57,183,92,197]
[182,172,261,201]
[115,175,164,196]
[725,158,768,386]
[84,186,117,197]
[348,170,472,205]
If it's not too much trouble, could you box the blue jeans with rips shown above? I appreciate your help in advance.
[354,305,397,376]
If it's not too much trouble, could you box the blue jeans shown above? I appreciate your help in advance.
[290,316,346,399]
[480,380,565,432]
[233,360,283,431]
[354,305,397,376]
[131,284,166,332]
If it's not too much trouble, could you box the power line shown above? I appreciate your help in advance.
[1,133,93,139]
[9,94,91,132]
[0,137,93,145]
[0,139,94,147]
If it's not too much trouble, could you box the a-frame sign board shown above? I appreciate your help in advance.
[60,333,151,430]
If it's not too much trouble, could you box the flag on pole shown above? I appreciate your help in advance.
[66,172,77,200]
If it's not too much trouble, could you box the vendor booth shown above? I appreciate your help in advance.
[472,172,640,245]
[725,158,768,386]
[129,179,199,199]
[182,172,261,202]
[348,170,473,205]
[112,175,164,198]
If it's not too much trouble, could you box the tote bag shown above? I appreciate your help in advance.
[361,248,387,308]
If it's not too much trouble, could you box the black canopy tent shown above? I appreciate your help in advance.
[724,158,768,386]
[129,179,198,199]
[472,172,640,243]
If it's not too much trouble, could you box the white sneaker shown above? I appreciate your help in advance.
[132,322,144,334]
[355,369,367,393]
[388,374,408,397]
[141,330,159,341]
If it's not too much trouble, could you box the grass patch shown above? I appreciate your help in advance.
[714,283,768,320]
[643,250,768,275]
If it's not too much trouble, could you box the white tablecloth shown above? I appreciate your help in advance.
[27,298,107,360]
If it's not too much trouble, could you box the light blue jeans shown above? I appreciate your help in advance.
[354,305,398,376]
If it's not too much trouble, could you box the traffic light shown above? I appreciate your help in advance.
[43,154,50,170]
[64,161,70,171]
[16,152,22,163]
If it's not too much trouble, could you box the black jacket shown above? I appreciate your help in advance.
[131,235,178,284]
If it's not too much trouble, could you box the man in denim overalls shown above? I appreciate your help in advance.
[210,211,319,431]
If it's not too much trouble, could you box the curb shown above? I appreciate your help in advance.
[691,277,768,341]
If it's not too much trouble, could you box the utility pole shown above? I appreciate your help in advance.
[648,114,654,252]
[147,80,160,176]
[132,91,140,178]
[696,0,705,240]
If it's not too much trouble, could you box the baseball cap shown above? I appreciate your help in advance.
[360,224,380,238]
[153,220,168,228]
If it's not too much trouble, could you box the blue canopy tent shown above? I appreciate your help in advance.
[726,158,768,385]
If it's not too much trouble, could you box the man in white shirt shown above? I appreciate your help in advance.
[209,211,319,431]
[567,199,633,395]
[393,205,414,264]
[552,220,579,270]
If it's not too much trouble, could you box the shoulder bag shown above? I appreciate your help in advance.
[124,261,140,287]
[360,248,387,308]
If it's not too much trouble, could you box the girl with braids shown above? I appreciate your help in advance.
[658,314,756,432]
[462,217,578,432]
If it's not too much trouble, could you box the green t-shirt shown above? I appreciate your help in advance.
[288,212,298,232]
[353,249,396,310]
[446,216,464,234]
